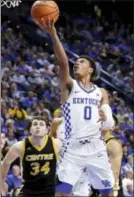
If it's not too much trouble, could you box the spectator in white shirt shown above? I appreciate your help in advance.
[122,171,133,196]
[122,155,133,175]
[12,70,29,87]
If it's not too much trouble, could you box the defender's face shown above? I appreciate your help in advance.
[73,58,93,78]
[30,119,48,137]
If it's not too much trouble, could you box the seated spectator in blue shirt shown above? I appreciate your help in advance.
[21,91,38,108]
[6,165,22,192]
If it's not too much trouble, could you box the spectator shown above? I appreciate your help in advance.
[122,155,133,175]
[6,165,22,192]
[8,102,28,120]
[21,91,38,109]
[122,171,133,196]
[6,128,18,148]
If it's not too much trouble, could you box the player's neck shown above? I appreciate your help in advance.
[30,135,47,147]
[78,76,92,90]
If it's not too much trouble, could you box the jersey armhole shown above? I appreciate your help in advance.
[52,137,58,161]
[20,139,25,162]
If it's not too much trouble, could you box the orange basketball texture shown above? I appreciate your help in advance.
[31,1,59,23]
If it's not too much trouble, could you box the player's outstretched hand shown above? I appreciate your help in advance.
[97,109,106,122]
[35,17,57,35]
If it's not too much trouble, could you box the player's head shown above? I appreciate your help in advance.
[1,132,6,149]
[28,116,48,137]
[73,55,96,80]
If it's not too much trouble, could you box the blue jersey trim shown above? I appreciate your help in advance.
[76,81,96,93]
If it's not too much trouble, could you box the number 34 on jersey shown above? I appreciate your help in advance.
[30,161,50,176]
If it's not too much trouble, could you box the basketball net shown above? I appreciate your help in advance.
[1,0,22,8]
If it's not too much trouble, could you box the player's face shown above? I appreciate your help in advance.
[73,58,93,79]
[1,133,6,149]
[30,119,48,137]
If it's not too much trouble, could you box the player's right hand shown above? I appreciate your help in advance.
[36,17,57,35]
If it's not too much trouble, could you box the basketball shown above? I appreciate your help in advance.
[31,0,59,24]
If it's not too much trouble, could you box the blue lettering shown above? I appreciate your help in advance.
[80,98,85,104]
[73,98,76,104]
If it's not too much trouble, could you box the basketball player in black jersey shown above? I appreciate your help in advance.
[2,116,62,197]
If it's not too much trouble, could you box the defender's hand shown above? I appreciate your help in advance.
[97,109,107,122]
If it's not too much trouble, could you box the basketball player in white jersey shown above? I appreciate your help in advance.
[36,18,115,197]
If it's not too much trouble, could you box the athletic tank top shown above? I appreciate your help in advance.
[21,136,57,194]
[62,79,102,139]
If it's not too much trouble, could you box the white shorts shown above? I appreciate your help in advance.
[57,138,114,193]
[72,170,92,196]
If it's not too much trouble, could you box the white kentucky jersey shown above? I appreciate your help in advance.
[56,117,65,142]
[61,80,102,140]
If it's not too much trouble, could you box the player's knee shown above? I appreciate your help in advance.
[56,182,73,195]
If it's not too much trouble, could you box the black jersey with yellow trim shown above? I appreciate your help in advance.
[21,135,57,194]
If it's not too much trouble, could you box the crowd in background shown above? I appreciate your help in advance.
[1,2,133,197]
[54,6,133,96]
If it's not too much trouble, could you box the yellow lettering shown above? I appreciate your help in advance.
[30,162,40,176]
[30,162,50,176]
[26,155,32,161]
[26,154,54,161]
[41,162,50,174]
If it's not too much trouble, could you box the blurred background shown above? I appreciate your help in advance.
[1,0,134,196]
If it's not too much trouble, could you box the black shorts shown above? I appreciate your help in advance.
[90,187,99,197]
[17,187,55,197]
[90,187,123,197]
[18,191,55,197]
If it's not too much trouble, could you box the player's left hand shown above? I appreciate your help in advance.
[97,109,107,122]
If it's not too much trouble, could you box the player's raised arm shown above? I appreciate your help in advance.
[36,18,73,88]
[99,88,115,128]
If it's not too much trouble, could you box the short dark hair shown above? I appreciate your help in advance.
[77,55,96,80]
[27,116,49,131]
